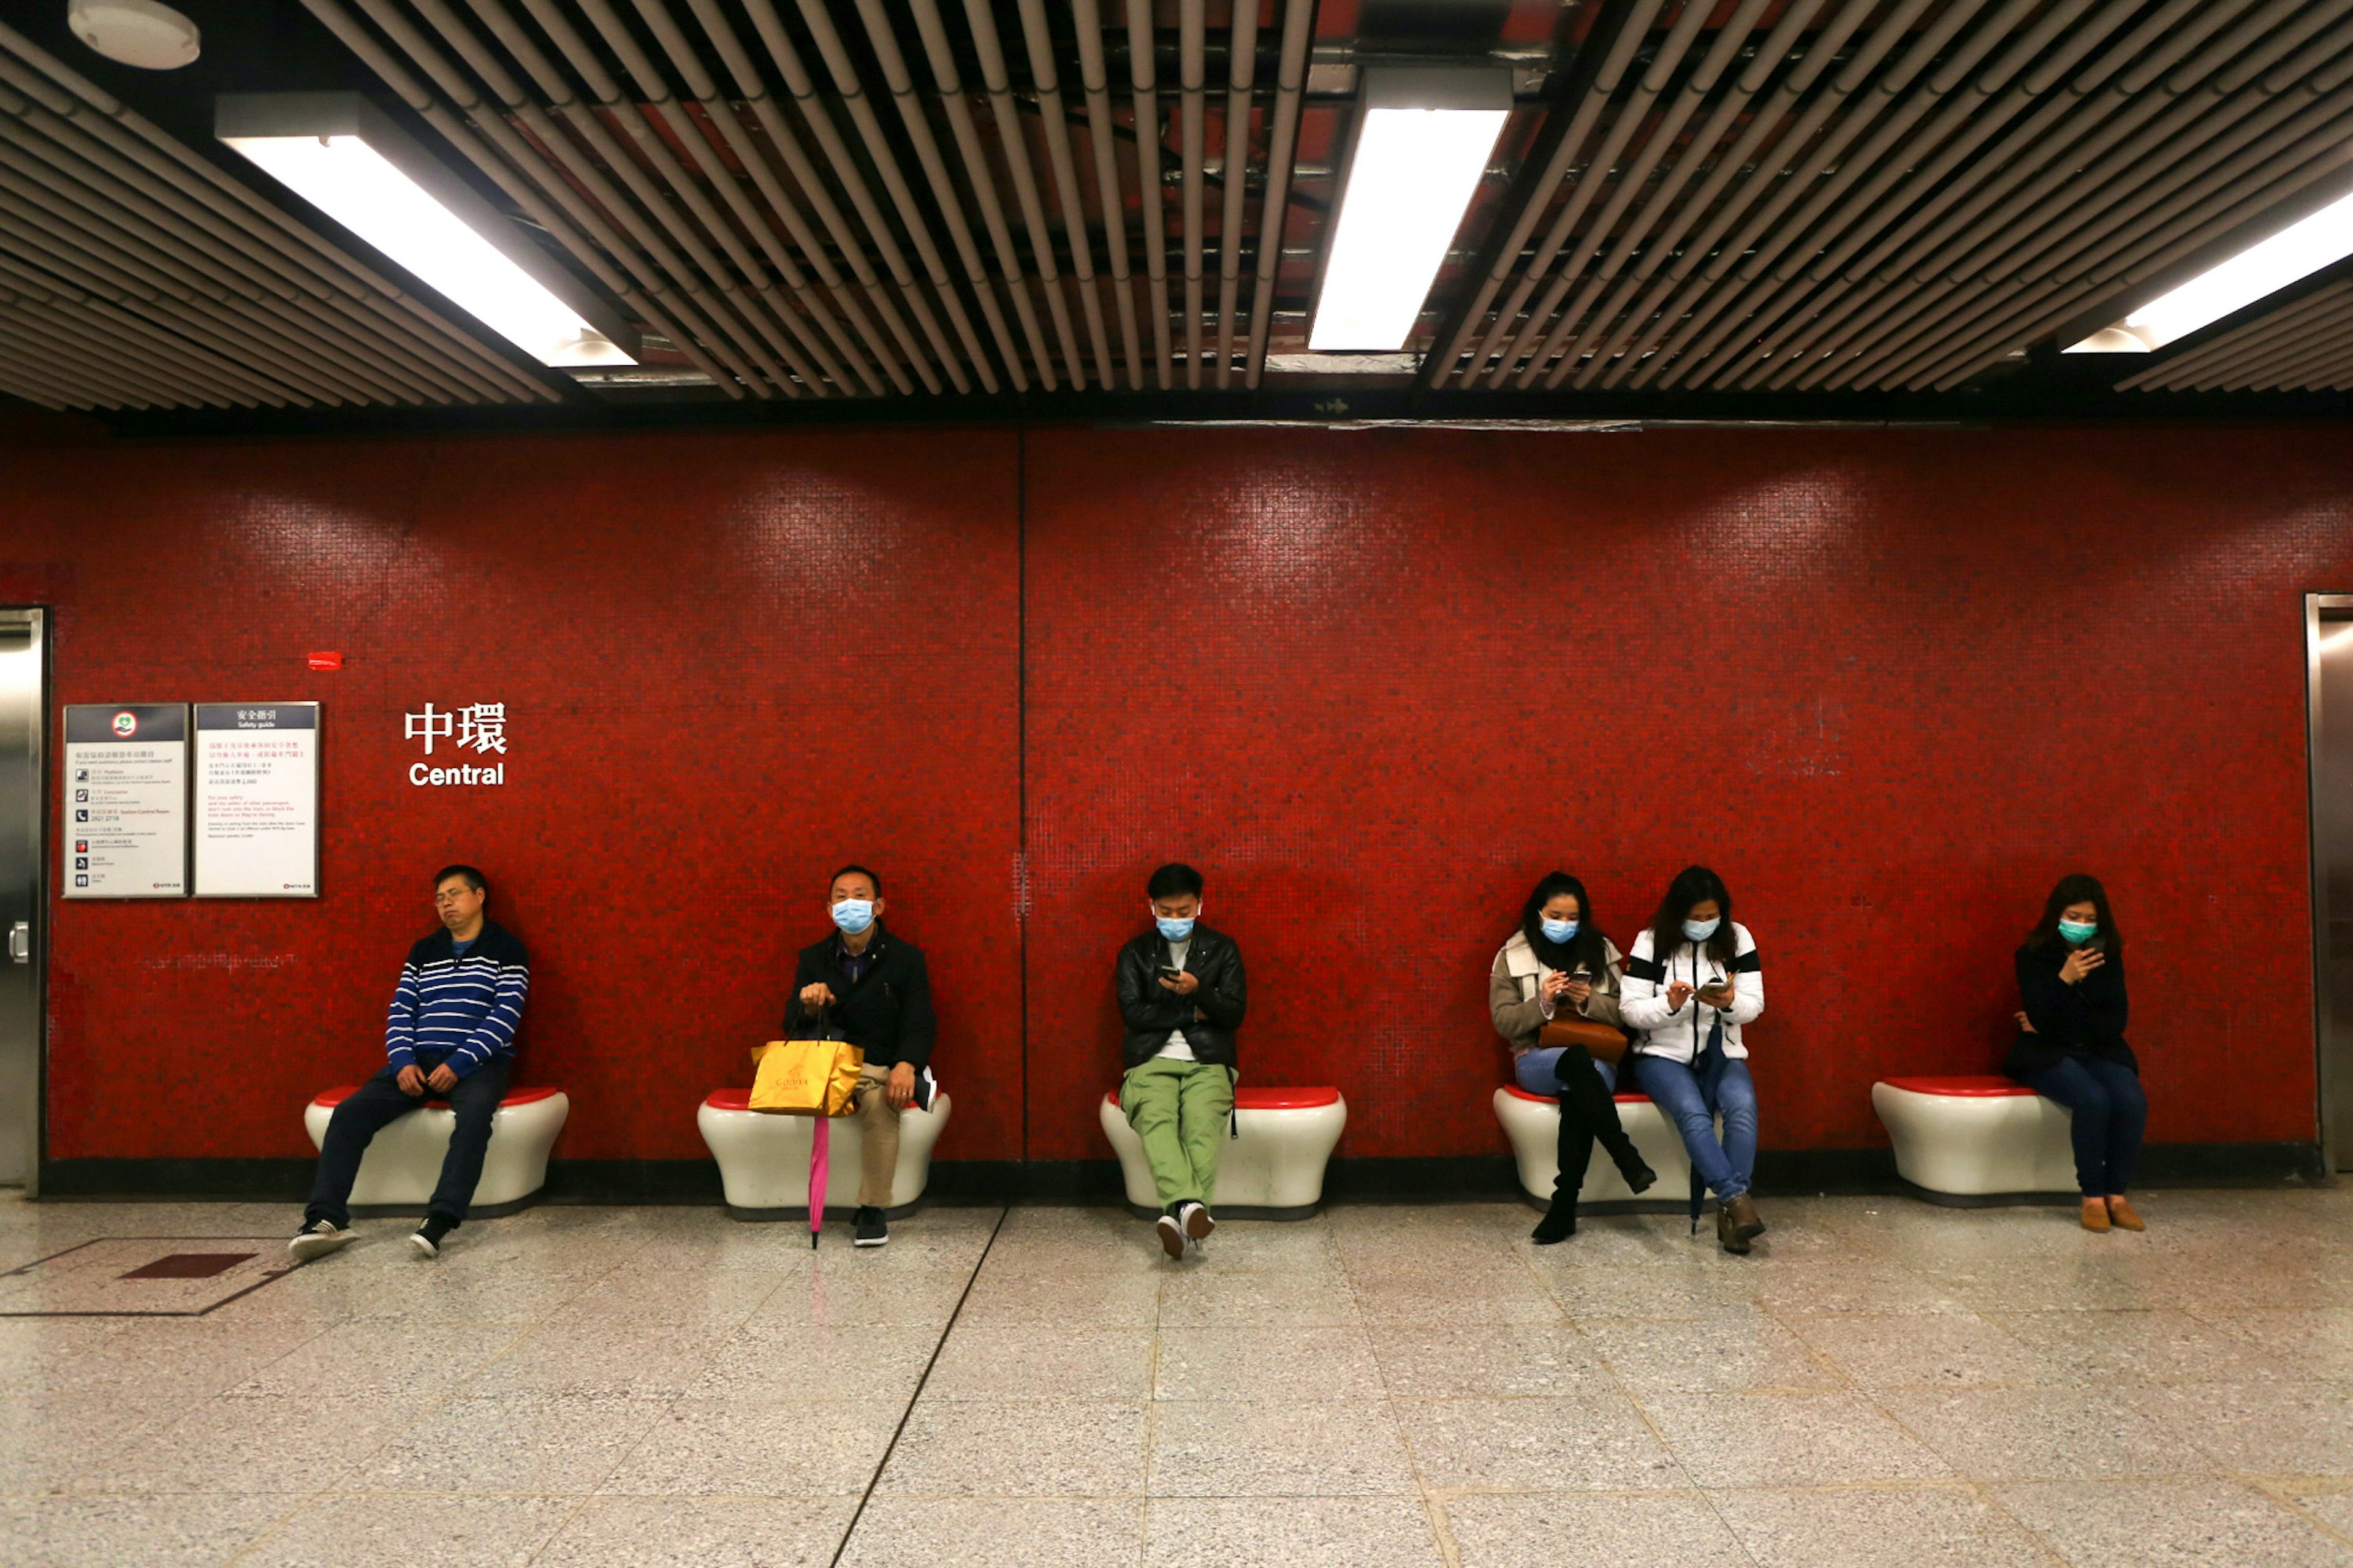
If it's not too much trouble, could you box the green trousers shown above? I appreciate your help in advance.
[1121,1056,1236,1209]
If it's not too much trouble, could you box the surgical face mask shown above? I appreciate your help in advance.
[1156,914,1197,943]
[1682,916,1722,944]
[2058,918,2097,945]
[1539,917,1580,945]
[831,898,875,936]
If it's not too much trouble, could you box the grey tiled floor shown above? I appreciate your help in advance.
[2,1191,2352,1566]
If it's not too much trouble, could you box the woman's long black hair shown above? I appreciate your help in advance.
[1648,865,1739,966]
[2026,872,2121,960]
[1520,871,1611,979]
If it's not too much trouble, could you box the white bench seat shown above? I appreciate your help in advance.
[303,1084,569,1217]
[1099,1086,1346,1219]
[1492,1083,1700,1208]
[697,1089,951,1219]
[1872,1075,2077,1202]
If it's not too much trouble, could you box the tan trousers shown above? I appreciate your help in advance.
[847,1063,901,1208]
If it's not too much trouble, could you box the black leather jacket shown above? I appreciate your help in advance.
[1115,923,1247,1068]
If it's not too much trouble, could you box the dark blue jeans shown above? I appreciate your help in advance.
[305,1057,510,1227]
[1631,1050,1758,1201]
[2020,1053,2145,1196]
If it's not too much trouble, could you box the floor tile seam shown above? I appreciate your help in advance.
[823,1206,1012,1568]
[2243,1476,2353,1546]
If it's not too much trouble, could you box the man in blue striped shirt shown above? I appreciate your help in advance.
[290,864,532,1262]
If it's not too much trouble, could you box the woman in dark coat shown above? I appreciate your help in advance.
[2007,873,2146,1232]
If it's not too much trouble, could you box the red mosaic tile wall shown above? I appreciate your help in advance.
[1021,424,2346,1158]
[2,419,2343,1165]
[4,428,1023,1162]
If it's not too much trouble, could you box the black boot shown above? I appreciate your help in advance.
[1531,1119,1593,1245]
[1556,1050,1657,1194]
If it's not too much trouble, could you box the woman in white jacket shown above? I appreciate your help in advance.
[1618,866,1766,1254]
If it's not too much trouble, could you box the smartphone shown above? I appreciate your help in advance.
[1158,966,1184,983]
[2084,936,2108,955]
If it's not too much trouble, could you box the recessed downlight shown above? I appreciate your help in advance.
[67,0,200,70]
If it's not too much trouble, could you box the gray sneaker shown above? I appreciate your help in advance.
[287,1219,353,1263]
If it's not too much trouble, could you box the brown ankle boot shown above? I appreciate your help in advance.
[1725,1194,1765,1241]
[1715,1204,1752,1255]
[2080,1197,2111,1233]
[2105,1196,2144,1232]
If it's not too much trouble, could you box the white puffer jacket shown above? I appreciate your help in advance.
[1618,923,1764,1065]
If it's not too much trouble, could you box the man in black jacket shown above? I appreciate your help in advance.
[783,865,937,1248]
[1114,863,1247,1259]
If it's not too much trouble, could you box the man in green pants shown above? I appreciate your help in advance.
[1114,863,1248,1259]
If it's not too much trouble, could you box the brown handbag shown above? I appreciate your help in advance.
[1540,1017,1629,1067]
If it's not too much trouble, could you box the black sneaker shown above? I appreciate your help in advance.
[287,1219,353,1263]
[409,1214,456,1259]
[853,1206,889,1248]
[1156,1207,1186,1260]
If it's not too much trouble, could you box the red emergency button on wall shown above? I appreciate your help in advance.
[306,651,343,670]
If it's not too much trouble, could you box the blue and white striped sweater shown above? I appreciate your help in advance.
[384,922,530,1078]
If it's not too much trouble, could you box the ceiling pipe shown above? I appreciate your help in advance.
[1855,15,2353,388]
[559,0,841,391]
[1015,0,1116,390]
[1749,0,2189,389]
[1428,0,1665,389]
[1179,0,1204,387]
[1621,0,1947,389]
[950,0,1089,388]
[419,0,801,393]
[1781,0,2278,388]
[1670,0,2058,392]
[306,0,760,396]
[1483,0,1719,388]
[0,204,362,404]
[0,13,544,403]
[1242,0,1311,388]
[1498,0,1771,387]
[1124,0,1172,387]
[739,0,964,392]
[1070,0,1143,389]
[1210,0,1257,388]
[0,132,440,404]
[781,0,999,391]
[672,0,901,393]
[904,0,1060,390]
[844,0,1029,391]
[1558,0,1835,390]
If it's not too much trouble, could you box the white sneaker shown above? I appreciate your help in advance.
[1180,1202,1215,1246]
[287,1220,353,1263]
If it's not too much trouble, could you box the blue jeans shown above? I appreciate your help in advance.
[2020,1053,2146,1195]
[305,1056,510,1227]
[1514,1046,1618,1095]
[1631,1051,1758,1200]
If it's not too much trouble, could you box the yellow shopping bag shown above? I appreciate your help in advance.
[747,1038,865,1117]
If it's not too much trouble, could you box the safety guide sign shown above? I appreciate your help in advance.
[61,704,188,898]
[194,703,319,898]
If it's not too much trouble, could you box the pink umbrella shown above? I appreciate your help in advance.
[808,1115,830,1248]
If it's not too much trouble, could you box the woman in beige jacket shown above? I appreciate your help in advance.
[1490,871,1656,1243]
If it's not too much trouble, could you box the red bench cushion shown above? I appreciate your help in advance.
[706,1088,756,1112]
[1104,1085,1340,1111]
[1878,1075,2038,1097]
[313,1083,563,1110]
[1503,1082,1651,1106]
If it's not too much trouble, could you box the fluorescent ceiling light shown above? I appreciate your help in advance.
[2066,186,2353,354]
[218,93,635,369]
[1310,69,1510,352]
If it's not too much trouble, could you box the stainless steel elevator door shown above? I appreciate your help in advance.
[0,612,42,1187]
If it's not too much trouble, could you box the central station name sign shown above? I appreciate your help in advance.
[404,701,509,786]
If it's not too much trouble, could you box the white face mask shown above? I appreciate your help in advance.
[1681,916,1721,944]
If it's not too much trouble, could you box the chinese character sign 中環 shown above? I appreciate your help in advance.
[405,702,509,786]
